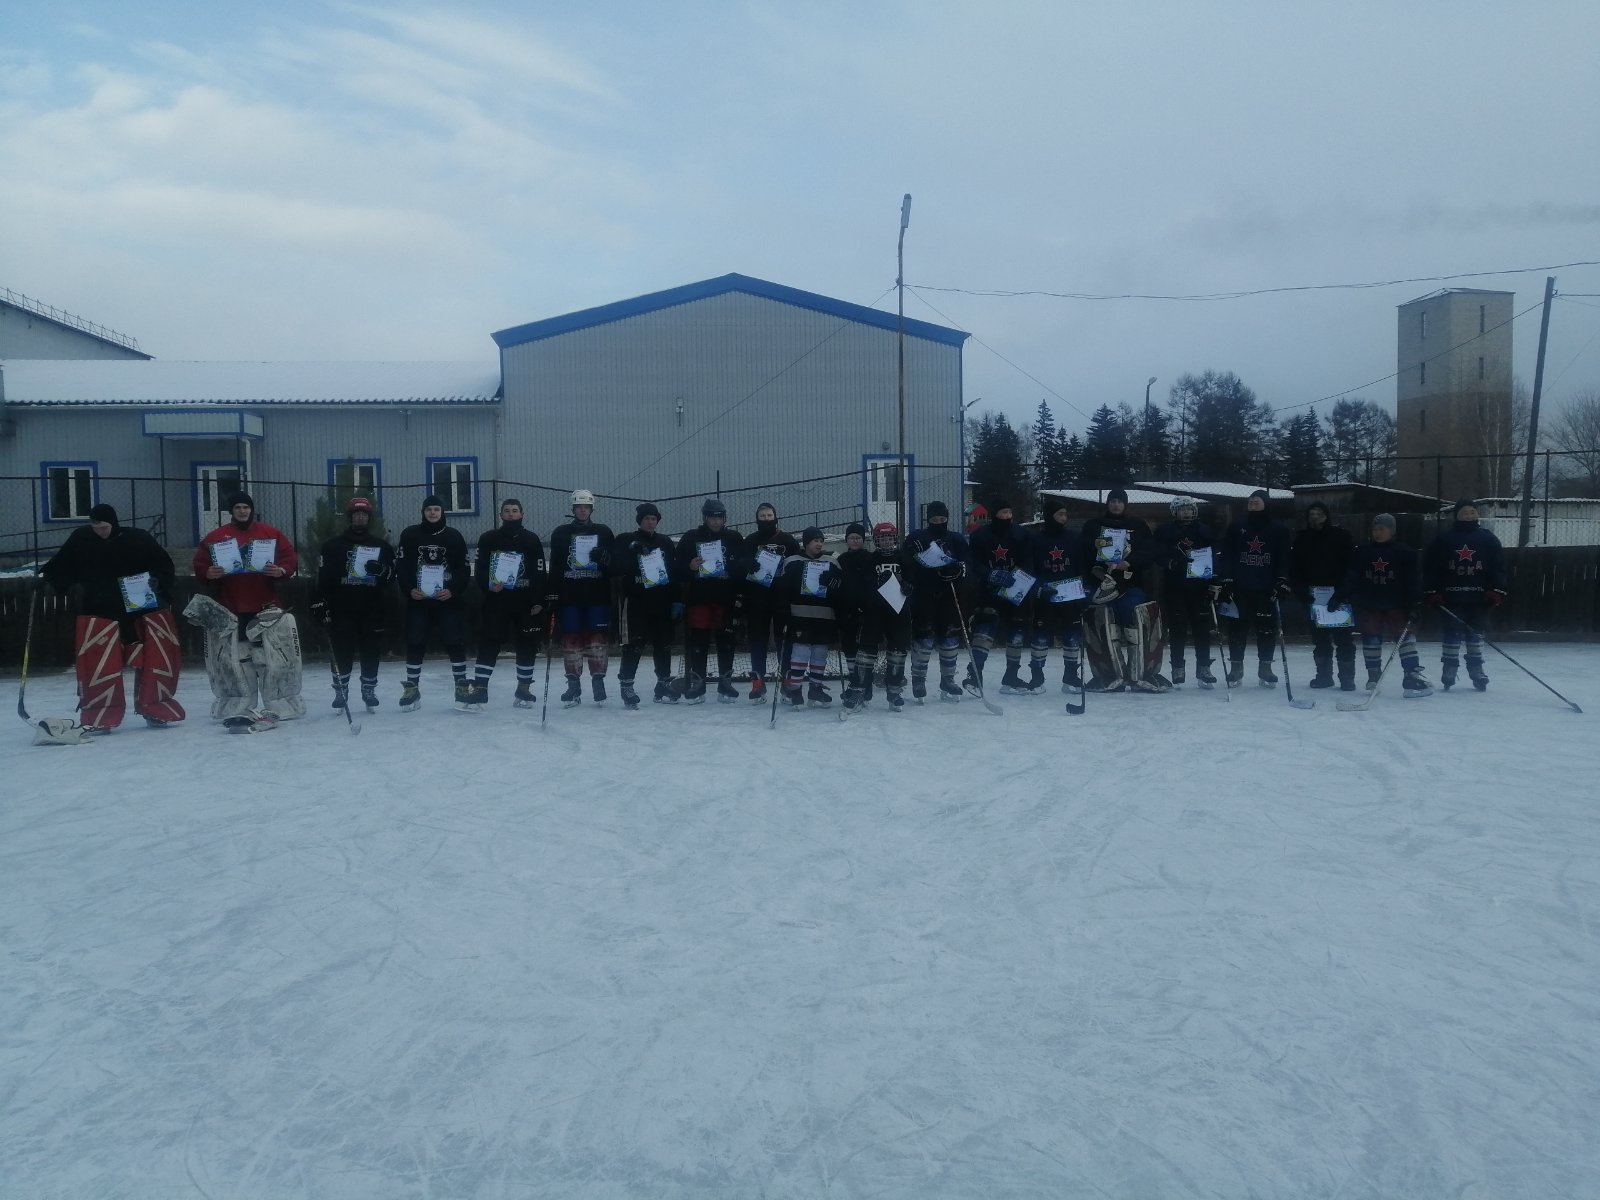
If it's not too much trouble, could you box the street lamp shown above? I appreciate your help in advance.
[956,395,982,522]
[896,193,912,534]
[1143,375,1158,480]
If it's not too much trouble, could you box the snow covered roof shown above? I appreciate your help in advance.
[1039,488,1182,506]
[1135,481,1294,501]
[0,360,502,406]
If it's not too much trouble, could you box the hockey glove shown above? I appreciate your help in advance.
[1485,589,1506,607]
[991,570,1016,592]
[935,562,965,582]
[819,567,841,589]
[1214,581,1234,605]
[1273,579,1293,599]
[1327,591,1348,612]
[364,559,386,577]
[589,546,611,567]
[309,600,330,625]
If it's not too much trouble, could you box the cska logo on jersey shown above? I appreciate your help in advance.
[1452,544,1482,576]
[991,546,1010,565]
[1241,534,1270,567]
[1364,555,1394,585]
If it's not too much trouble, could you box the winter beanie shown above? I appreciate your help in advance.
[1305,500,1330,521]
[926,500,950,522]
[421,494,445,512]
[88,503,118,527]
[801,526,826,546]
[224,492,254,512]
[636,502,662,523]
[1452,498,1478,520]
[845,521,867,539]
[1249,488,1270,504]
[701,497,727,519]
[1106,488,1129,506]
[1372,513,1397,532]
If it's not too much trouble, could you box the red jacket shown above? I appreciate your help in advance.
[193,520,299,614]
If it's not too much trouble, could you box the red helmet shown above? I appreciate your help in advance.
[872,522,898,538]
[345,496,374,515]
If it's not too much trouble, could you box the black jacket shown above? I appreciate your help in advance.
[395,518,469,603]
[833,547,877,614]
[1030,519,1091,605]
[317,528,396,613]
[1220,514,1293,593]
[41,523,175,621]
[741,525,801,601]
[475,521,548,610]
[548,519,616,605]
[967,518,1036,611]
[1082,510,1153,597]
[1153,519,1218,585]
[1290,523,1355,595]
[900,523,970,586]
[675,524,748,607]
[613,528,680,604]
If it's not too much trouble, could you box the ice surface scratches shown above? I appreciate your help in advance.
[1,649,1596,1199]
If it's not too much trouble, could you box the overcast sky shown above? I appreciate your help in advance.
[3,1,1598,438]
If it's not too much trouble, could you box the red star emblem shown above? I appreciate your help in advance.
[1246,537,1266,554]
[992,547,1009,563]
[1371,557,1389,574]
[1455,544,1476,562]
[1048,547,1065,563]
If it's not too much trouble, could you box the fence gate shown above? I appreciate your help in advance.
[193,464,242,542]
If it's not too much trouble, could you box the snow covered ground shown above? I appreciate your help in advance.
[3,646,1597,1199]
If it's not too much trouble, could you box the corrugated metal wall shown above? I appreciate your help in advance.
[500,291,963,535]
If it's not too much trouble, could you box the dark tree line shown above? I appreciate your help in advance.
[965,374,1400,507]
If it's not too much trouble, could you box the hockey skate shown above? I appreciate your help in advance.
[620,679,641,709]
[591,675,607,705]
[1440,660,1458,691]
[1170,662,1186,687]
[717,679,739,703]
[1225,660,1245,688]
[560,675,583,707]
[514,680,537,708]
[998,664,1026,695]
[1257,660,1278,688]
[1402,669,1433,698]
[400,681,422,712]
[1467,661,1489,692]
[939,674,963,702]
[654,679,681,704]
[807,682,832,708]
[748,676,766,702]
[1195,660,1217,689]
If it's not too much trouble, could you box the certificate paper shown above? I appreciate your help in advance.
[915,542,954,569]
[1311,585,1353,629]
[118,572,159,613]
[209,537,245,575]
[995,568,1036,606]
[696,540,727,578]
[245,539,277,572]
[1186,546,1214,579]
[1047,577,1086,604]
[877,574,908,613]
[800,560,828,597]
[746,549,781,587]
[489,550,524,587]
[639,548,670,588]
[418,564,446,597]
[1217,600,1241,620]
[347,545,382,583]
[1096,528,1129,564]
[570,534,599,571]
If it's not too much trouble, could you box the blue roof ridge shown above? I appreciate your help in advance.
[492,272,968,350]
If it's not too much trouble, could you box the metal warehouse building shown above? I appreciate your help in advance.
[1,272,967,560]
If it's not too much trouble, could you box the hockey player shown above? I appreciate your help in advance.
[394,495,470,711]
[1423,499,1507,691]
[1029,498,1090,694]
[1332,513,1431,697]
[775,527,843,706]
[1217,488,1293,688]
[1081,488,1166,692]
[833,522,877,704]
[740,502,801,701]
[470,498,548,710]
[675,497,748,703]
[1290,501,1357,691]
[899,500,969,702]
[189,492,303,723]
[546,489,616,707]
[613,503,682,708]
[1152,496,1218,687]
[313,497,395,712]
[40,503,186,731]
[965,499,1036,695]
[842,521,914,711]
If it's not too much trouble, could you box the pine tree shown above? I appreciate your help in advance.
[1030,400,1059,491]
[1327,399,1397,485]
[1279,410,1326,487]
[968,412,1033,518]
[1078,405,1133,488]
[1166,371,1276,481]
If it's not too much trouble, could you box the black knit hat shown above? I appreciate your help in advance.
[701,497,727,519]
[88,503,118,526]
[801,526,825,546]
[926,500,950,521]
[224,491,254,512]
[1249,488,1270,504]
[1305,500,1330,520]
[1044,496,1066,518]
[421,494,445,512]
[989,498,1013,515]
[1107,488,1129,506]
[1452,497,1478,518]
[637,502,662,523]
[845,521,867,539]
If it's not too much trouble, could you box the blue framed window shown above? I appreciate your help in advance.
[41,461,98,522]
[861,453,916,531]
[192,461,244,546]
[327,458,382,504]
[426,456,478,516]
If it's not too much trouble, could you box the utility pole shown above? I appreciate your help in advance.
[1143,375,1157,478]
[1517,276,1555,548]
[896,193,911,535]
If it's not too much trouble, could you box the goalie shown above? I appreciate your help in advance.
[1081,489,1170,693]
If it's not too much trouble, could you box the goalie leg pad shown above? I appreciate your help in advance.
[132,609,186,723]
[74,616,127,729]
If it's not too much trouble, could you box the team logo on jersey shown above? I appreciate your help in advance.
[992,546,1009,563]
[1241,535,1270,567]
[1365,556,1393,584]
[1047,546,1066,564]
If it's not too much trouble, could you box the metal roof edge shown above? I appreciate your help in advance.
[491,273,969,350]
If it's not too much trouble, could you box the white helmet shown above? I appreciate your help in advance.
[1169,495,1199,517]
[571,488,596,507]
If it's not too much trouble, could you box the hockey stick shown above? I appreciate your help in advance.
[329,652,362,734]
[949,581,1003,716]
[1336,620,1411,712]
[17,583,39,723]
[1066,615,1086,716]
[768,629,788,729]
[1438,605,1583,713]
[1210,599,1231,704]
[540,612,556,728]
[1273,598,1315,710]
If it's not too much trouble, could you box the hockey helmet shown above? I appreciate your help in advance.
[345,496,375,515]
[1168,495,1199,518]
[571,488,596,508]
[872,521,899,549]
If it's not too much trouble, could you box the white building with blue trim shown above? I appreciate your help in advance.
[0,273,967,561]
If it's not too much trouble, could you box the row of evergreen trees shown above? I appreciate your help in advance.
[967,371,1398,520]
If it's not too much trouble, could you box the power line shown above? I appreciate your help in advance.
[903,288,1095,424]
[907,258,1600,303]
[609,286,895,492]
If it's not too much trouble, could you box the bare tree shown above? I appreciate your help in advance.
[1545,388,1600,495]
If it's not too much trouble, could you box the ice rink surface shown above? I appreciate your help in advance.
[3,646,1596,1199]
